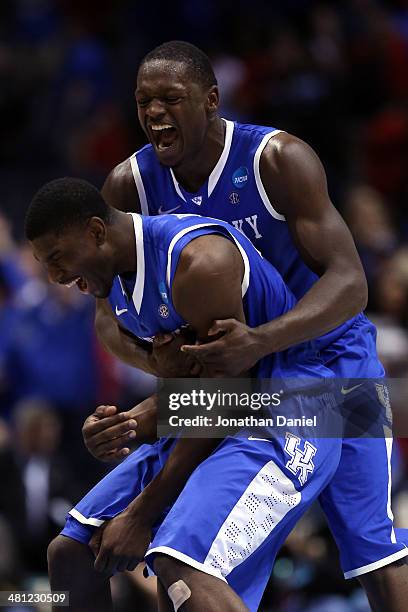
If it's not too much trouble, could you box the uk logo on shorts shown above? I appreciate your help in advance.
[158,304,169,318]
[284,433,316,485]
[232,167,249,189]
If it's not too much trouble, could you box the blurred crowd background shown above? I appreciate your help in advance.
[1,0,408,610]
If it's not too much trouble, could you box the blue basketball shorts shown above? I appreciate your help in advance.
[318,314,408,578]
[62,392,342,611]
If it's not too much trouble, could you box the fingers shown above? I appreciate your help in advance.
[94,547,108,573]
[181,342,221,358]
[84,412,134,436]
[94,428,136,456]
[207,318,235,335]
[95,405,118,418]
[153,333,174,347]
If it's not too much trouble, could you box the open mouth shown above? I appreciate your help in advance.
[61,276,80,288]
[77,277,89,293]
[60,276,89,293]
[150,124,178,152]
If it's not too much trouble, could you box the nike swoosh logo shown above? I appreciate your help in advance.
[341,383,363,395]
[115,306,128,316]
[248,436,272,442]
[158,204,182,214]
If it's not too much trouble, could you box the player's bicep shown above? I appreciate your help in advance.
[172,235,245,340]
[261,134,362,275]
[287,205,360,276]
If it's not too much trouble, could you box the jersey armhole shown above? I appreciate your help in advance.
[130,153,150,215]
[166,224,250,298]
[254,130,286,222]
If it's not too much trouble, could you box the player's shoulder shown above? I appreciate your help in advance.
[177,231,241,283]
[261,131,320,173]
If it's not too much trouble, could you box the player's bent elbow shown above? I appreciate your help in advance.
[348,272,368,314]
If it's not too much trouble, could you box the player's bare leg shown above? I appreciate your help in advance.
[47,535,112,612]
[154,554,249,612]
[358,560,408,612]
[157,580,175,612]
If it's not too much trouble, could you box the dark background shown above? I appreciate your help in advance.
[1,1,408,610]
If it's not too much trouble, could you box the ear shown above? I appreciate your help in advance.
[206,86,219,116]
[87,217,107,247]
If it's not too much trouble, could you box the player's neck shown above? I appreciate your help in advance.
[172,116,225,193]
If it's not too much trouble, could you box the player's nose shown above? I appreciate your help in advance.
[145,98,166,118]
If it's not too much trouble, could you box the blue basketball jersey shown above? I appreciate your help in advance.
[107,213,329,379]
[130,119,373,354]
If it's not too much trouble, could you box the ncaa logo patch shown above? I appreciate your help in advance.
[158,304,169,318]
[232,166,249,189]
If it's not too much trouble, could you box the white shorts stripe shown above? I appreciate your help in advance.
[69,508,105,527]
[204,460,301,578]
[145,546,227,582]
[344,546,408,579]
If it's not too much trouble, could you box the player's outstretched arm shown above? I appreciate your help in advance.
[256,132,367,349]
[93,234,247,573]
[182,133,368,376]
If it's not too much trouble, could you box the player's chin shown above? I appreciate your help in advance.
[154,143,182,167]
[91,283,112,299]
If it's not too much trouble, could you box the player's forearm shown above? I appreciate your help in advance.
[95,312,156,374]
[126,438,220,523]
[255,269,367,355]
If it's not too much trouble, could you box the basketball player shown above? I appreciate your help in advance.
[26,177,347,611]
[87,41,408,611]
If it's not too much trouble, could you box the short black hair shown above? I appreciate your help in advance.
[25,177,112,241]
[139,40,217,90]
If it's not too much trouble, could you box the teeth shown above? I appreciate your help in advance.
[63,277,80,288]
[151,124,173,131]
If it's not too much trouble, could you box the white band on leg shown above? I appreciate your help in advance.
[167,580,191,611]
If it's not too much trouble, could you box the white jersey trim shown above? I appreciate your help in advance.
[166,219,250,298]
[130,154,149,215]
[129,213,145,314]
[344,546,408,579]
[69,508,105,527]
[169,168,187,202]
[208,119,234,197]
[253,130,286,221]
[169,119,234,202]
